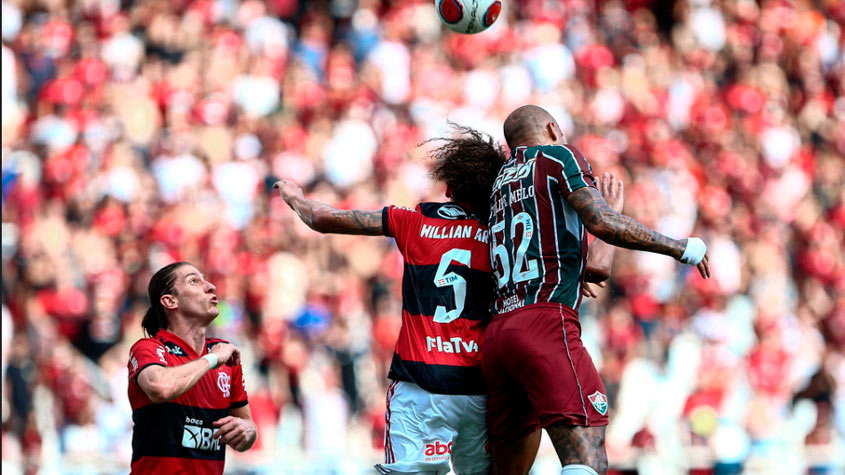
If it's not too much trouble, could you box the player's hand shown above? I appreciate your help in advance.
[210,343,240,368]
[581,281,606,299]
[697,254,710,279]
[272,179,303,203]
[600,172,624,213]
[213,416,257,452]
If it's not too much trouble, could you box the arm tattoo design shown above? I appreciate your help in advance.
[323,209,383,235]
[568,187,685,260]
[287,195,383,235]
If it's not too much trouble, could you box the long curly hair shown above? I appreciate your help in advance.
[425,123,507,218]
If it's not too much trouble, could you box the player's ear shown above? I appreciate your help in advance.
[445,185,453,199]
[546,121,559,143]
[161,294,178,310]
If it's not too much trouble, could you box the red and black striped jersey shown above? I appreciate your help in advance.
[127,330,248,475]
[488,144,597,315]
[383,202,494,395]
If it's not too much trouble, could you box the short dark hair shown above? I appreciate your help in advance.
[142,262,189,337]
[426,122,507,218]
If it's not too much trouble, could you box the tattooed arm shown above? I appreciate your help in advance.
[273,180,383,235]
[567,185,710,278]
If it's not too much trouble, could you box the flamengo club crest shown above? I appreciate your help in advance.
[588,391,608,415]
[217,372,231,397]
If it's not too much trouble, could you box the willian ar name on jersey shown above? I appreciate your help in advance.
[420,223,489,243]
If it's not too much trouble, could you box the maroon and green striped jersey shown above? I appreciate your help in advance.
[488,144,597,314]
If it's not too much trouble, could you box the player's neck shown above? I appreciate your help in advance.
[516,140,544,148]
[166,317,208,354]
[515,134,566,149]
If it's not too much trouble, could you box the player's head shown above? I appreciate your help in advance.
[503,105,566,149]
[142,262,219,336]
[427,122,507,217]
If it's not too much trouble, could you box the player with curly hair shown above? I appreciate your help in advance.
[274,123,505,474]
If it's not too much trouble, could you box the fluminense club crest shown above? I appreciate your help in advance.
[588,391,608,415]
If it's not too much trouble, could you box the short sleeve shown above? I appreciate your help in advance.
[543,145,597,197]
[383,204,421,251]
[128,338,167,383]
[229,361,249,409]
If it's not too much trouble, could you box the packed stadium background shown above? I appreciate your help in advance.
[1,0,844,473]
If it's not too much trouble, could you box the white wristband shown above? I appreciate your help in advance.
[202,353,219,369]
[680,237,707,265]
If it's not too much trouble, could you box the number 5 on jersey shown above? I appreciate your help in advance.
[491,211,539,289]
[433,248,471,323]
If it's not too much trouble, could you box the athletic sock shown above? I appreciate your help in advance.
[561,464,599,475]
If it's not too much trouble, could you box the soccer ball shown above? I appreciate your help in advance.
[436,0,502,34]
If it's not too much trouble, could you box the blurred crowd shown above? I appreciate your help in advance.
[2,0,844,473]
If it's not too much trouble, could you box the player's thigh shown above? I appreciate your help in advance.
[450,394,490,475]
[509,306,609,428]
[545,423,607,475]
[481,315,541,445]
[378,381,455,475]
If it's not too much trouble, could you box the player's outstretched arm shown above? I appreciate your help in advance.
[584,172,624,283]
[567,185,710,278]
[273,179,383,235]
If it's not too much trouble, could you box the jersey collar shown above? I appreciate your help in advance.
[157,329,207,357]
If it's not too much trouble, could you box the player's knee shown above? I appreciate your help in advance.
[584,449,608,475]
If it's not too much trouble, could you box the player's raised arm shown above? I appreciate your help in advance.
[273,179,383,235]
[566,184,710,279]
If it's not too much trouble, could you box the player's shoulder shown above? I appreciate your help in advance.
[534,144,580,163]
[387,204,421,214]
[419,202,479,222]
[130,334,165,351]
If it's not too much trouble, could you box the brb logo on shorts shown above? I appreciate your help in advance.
[217,372,231,397]
[182,417,221,451]
[424,440,452,462]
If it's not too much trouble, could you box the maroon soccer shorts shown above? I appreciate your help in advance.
[481,302,609,444]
